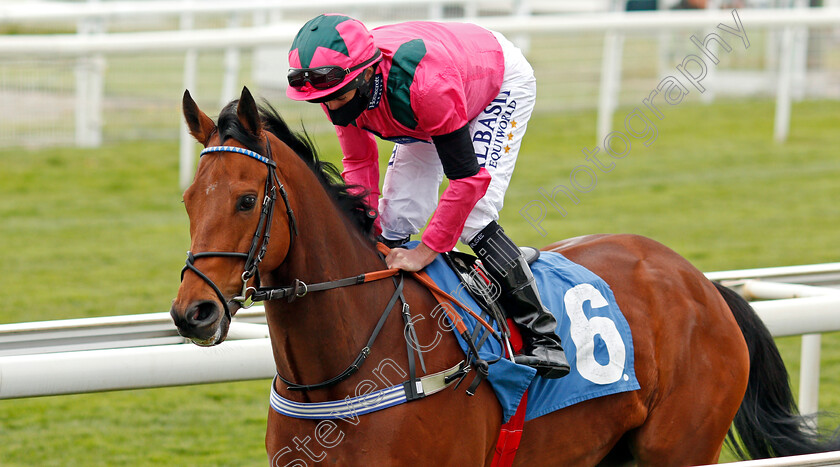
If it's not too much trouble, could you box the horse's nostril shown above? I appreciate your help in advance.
[184,300,220,328]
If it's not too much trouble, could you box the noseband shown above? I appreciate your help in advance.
[180,140,298,321]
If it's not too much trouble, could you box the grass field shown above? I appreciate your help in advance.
[1,97,839,465]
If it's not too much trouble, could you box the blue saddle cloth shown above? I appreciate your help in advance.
[411,242,640,423]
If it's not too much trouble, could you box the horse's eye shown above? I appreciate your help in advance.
[237,194,258,212]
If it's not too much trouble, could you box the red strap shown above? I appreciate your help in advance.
[412,271,471,334]
[376,242,529,465]
[362,268,400,282]
[492,389,528,467]
[494,319,525,467]
[506,318,523,356]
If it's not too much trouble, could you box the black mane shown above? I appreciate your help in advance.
[216,100,376,237]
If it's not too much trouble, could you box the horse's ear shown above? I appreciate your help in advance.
[237,86,262,136]
[182,90,216,147]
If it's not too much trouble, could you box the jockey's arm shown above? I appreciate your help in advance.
[336,124,382,233]
[424,125,492,250]
[387,124,490,271]
[422,124,491,253]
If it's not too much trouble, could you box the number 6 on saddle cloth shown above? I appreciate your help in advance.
[417,243,640,423]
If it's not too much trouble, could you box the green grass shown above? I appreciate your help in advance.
[0,98,838,465]
[0,141,188,322]
[505,98,840,271]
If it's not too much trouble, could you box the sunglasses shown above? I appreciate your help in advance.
[288,50,381,90]
[287,66,349,90]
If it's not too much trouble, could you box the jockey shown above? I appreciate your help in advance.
[286,14,569,379]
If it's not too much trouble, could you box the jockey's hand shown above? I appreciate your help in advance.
[385,241,438,272]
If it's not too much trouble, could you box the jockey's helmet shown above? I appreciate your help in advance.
[286,14,381,102]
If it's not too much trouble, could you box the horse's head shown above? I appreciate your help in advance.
[170,87,297,346]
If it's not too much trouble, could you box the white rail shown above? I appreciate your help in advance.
[699,450,840,466]
[2,9,839,56]
[706,262,840,286]
[1,263,839,401]
[0,308,273,398]
[0,338,275,398]
[741,280,840,300]
[708,267,840,419]
[750,294,840,337]
[0,308,269,357]
[0,0,494,23]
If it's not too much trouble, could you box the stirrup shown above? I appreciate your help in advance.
[519,246,540,265]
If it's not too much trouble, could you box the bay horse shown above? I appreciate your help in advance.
[170,87,839,466]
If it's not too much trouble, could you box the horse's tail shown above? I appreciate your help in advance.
[714,282,840,459]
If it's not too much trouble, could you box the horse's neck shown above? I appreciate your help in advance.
[264,183,395,397]
[280,189,384,283]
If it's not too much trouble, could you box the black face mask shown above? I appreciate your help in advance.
[327,75,374,127]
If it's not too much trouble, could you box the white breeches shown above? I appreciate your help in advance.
[379,32,537,245]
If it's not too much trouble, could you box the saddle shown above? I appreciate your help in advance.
[440,247,541,467]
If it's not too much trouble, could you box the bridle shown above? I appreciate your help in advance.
[180,139,298,322]
[177,138,416,392]
[178,138,498,393]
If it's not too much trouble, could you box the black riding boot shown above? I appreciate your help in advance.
[469,221,570,379]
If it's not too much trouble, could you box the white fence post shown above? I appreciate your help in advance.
[701,0,722,104]
[179,3,198,190]
[774,24,794,143]
[774,0,811,143]
[596,0,626,144]
[251,8,288,92]
[512,0,532,55]
[428,1,444,20]
[74,7,104,147]
[799,333,821,422]
[219,13,242,108]
[791,0,809,102]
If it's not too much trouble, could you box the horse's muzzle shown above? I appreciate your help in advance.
[170,299,231,346]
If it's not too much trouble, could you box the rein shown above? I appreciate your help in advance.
[268,243,503,392]
[248,268,400,303]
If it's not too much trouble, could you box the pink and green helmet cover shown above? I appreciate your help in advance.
[287,14,379,101]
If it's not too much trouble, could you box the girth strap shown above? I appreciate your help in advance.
[270,361,467,420]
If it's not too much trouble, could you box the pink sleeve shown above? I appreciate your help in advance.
[334,123,382,234]
[421,168,491,252]
[412,63,470,136]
